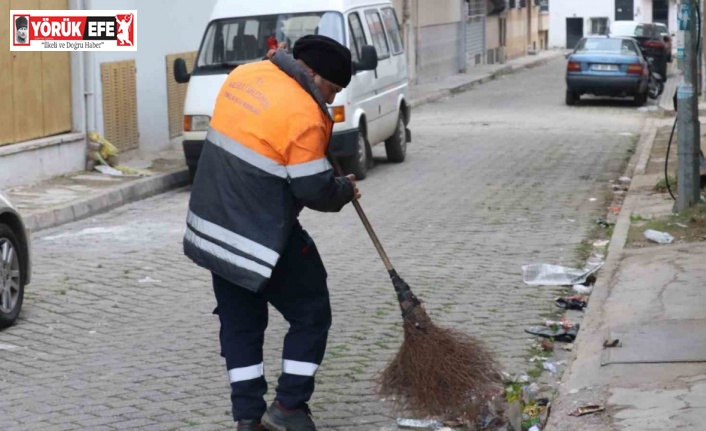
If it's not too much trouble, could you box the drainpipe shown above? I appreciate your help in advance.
[81,0,96,133]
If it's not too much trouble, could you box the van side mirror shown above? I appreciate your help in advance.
[353,45,378,73]
[174,58,191,84]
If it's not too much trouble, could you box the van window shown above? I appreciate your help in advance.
[381,8,403,54]
[349,12,368,62]
[196,12,344,67]
[365,10,390,59]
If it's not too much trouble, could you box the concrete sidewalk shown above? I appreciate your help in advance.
[545,117,706,431]
[4,50,564,233]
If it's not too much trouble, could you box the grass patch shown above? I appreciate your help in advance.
[655,176,678,193]
[628,203,706,246]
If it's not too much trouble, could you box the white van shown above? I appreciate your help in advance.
[174,0,411,180]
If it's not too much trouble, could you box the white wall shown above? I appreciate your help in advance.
[549,0,646,48]
[86,0,218,152]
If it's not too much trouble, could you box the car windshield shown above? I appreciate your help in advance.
[197,12,344,67]
[611,23,645,37]
[575,38,639,55]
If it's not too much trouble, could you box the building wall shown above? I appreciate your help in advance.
[506,7,527,59]
[85,0,218,152]
[486,14,500,50]
[549,0,617,48]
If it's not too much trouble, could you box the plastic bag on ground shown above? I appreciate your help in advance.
[522,262,603,286]
[644,229,674,244]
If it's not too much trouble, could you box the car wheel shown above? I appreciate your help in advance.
[385,115,407,163]
[0,224,24,329]
[342,129,368,180]
[634,91,647,106]
[565,90,579,106]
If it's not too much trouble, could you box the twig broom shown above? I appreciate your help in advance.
[333,160,503,422]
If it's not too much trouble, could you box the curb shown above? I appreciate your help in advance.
[544,118,658,430]
[24,167,190,233]
[409,52,562,109]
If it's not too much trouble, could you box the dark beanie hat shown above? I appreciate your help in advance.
[293,35,352,88]
[16,16,28,29]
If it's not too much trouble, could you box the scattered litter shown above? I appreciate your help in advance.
[94,165,125,176]
[89,330,96,334]
[529,426,540,431]
[543,362,558,374]
[545,318,576,330]
[573,284,593,295]
[644,229,675,244]
[560,344,574,352]
[619,176,632,183]
[603,339,621,348]
[138,277,162,284]
[675,223,689,228]
[610,206,621,214]
[555,296,588,311]
[597,218,612,228]
[569,405,605,417]
[396,418,444,429]
[523,383,540,404]
[541,339,554,352]
[569,388,580,395]
[638,105,660,113]
[568,219,576,223]
[525,324,580,343]
[536,398,550,406]
[589,197,598,202]
[593,239,610,248]
[620,132,634,137]
[522,262,603,286]
[0,342,19,351]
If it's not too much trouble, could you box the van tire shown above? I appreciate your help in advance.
[385,115,407,163]
[342,129,368,180]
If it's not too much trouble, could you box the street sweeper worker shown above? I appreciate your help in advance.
[183,35,359,431]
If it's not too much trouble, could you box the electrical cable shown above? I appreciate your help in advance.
[666,1,702,201]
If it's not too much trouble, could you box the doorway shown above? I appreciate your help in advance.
[566,18,584,49]
[615,0,634,21]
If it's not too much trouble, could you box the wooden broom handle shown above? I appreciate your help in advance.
[330,157,395,272]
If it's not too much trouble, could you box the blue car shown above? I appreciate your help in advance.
[566,36,649,106]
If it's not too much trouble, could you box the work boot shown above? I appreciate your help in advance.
[261,401,317,431]
[237,419,266,431]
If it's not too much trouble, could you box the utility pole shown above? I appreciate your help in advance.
[676,0,702,211]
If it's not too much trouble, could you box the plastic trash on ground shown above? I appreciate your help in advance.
[573,284,593,295]
[522,262,603,286]
[644,229,675,244]
[396,418,444,430]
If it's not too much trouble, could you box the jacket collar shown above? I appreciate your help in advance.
[270,50,332,121]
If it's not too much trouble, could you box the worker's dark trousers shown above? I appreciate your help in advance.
[212,225,331,422]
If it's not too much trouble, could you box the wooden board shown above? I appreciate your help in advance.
[165,51,197,139]
[0,0,15,145]
[101,60,139,151]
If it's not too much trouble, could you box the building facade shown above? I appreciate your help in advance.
[549,0,677,49]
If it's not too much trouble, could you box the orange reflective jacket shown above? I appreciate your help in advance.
[184,51,354,292]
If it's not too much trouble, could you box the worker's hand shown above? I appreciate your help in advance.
[266,42,288,59]
[346,174,361,200]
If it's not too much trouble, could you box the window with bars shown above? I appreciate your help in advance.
[467,0,485,17]
[591,17,609,35]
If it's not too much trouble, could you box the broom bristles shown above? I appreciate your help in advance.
[378,306,504,422]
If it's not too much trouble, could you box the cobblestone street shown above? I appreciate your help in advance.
[0,58,645,431]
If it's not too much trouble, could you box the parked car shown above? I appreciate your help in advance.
[0,191,31,329]
[173,0,412,181]
[609,21,668,80]
[655,23,673,63]
[565,36,650,106]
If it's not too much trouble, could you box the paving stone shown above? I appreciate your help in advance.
[0,58,643,430]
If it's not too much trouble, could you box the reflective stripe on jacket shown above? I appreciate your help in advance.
[184,50,354,292]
